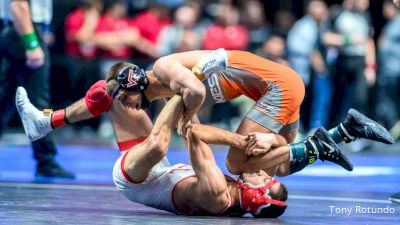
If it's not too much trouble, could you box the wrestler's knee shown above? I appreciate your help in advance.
[226,151,247,174]
[226,159,241,175]
[276,163,290,177]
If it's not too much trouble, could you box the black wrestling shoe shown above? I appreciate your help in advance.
[36,161,75,179]
[310,128,353,171]
[341,109,394,144]
[389,192,400,204]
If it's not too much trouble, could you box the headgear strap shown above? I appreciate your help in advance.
[236,178,287,215]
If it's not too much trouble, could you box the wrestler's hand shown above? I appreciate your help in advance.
[177,117,185,137]
[245,132,274,156]
[182,110,195,128]
[26,47,45,69]
[178,117,194,137]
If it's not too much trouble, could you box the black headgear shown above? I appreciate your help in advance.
[112,65,151,109]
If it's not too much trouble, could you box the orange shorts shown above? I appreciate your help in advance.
[226,51,305,133]
[245,79,304,133]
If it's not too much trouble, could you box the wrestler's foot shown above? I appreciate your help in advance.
[342,109,394,144]
[36,161,75,179]
[15,87,52,141]
[311,128,353,171]
[192,48,227,80]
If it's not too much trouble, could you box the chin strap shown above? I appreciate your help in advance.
[236,178,287,215]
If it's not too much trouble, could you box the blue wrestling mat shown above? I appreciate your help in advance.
[0,143,399,224]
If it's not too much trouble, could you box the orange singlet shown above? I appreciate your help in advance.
[202,51,305,133]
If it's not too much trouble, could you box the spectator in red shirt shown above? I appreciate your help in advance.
[202,3,248,50]
[132,4,172,44]
[96,0,133,59]
[62,0,105,130]
[96,0,157,59]
[64,0,103,59]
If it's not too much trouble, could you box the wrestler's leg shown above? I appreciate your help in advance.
[276,108,394,176]
[328,108,393,145]
[265,126,298,176]
[274,111,300,176]
[123,96,183,182]
[226,118,285,174]
[190,123,352,175]
[16,80,111,141]
[190,123,290,175]
[279,128,298,144]
[276,163,291,177]
[64,99,95,123]
[242,146,290,174]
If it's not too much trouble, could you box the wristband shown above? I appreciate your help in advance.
[22,32,40,50]
[50,109,70,129]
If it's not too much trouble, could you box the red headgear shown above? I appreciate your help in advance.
[236,178,287,215]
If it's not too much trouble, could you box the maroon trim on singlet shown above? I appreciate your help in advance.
[120,150,146,184]
[117,137,147,151]
[171,175,196,214]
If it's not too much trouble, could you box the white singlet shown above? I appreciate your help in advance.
[113,153,196,214]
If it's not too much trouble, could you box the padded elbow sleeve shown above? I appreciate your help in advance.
[85,80,113,116]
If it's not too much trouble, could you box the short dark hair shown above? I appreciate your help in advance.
[253,183,288,218]
[105,62,136,96]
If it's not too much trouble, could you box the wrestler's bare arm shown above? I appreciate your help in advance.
[65,97,154,143]
[189,124,290,173]
[153,49,230,122]
[65,99,95,123]
[163,50,212,68]
[186,127,230,213]
[189,124,288,153]
[189,124,247,150]
[153,57,205,123]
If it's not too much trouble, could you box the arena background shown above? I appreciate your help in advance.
[0,0,399,224]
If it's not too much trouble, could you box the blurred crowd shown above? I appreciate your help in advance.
[5,0,400,145]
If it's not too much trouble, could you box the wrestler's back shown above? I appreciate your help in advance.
[221,51,302,101]
[173,177,211,216]
[173,176,238,216]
